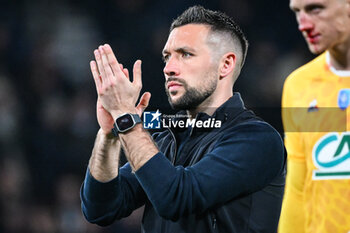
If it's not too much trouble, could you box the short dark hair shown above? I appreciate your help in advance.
[170,5,249,68]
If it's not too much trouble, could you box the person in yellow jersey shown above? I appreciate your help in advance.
[279,0,350,233]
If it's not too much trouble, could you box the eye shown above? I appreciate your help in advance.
[291,7,299,15]
[182,52,193,58]
[306,4,324,14]
[162,54,170,63]
[310,7,321,14]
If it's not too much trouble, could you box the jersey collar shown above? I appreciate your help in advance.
[326,51,350,77]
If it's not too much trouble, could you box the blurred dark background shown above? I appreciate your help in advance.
[0,0,314,232]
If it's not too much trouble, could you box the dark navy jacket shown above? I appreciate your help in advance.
[81,93,286,233]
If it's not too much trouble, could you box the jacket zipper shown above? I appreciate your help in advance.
[168,128,177,164]
[168,113,201,165]
[212,213,217,230]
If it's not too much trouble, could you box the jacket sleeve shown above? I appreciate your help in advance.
[80,163,147,226]
[135,121,285,221]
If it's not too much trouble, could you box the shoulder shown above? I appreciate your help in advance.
[223,120,283,147]
[282,53,326,107]
[284,53,326,89]
[216,120,285,173]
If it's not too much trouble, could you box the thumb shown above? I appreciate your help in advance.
[136,92,151,116]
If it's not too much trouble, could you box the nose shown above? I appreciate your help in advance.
[163,56,180,77]
[297,12,314,32]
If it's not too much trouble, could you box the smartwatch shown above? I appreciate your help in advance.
[112,113,142,136]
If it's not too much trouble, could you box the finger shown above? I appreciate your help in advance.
[90,60,102,93]
[123,68,130,79]
[103,44,122,77]
[94,49,106,81]
[136,92,151,116]
[133,60,142,87]
[99,46,114,83]
[118,64,129,79]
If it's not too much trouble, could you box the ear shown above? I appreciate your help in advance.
[218,52,236,79]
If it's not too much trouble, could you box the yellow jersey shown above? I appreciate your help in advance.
[279,52,350,233]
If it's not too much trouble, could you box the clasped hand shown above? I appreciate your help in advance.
[90,44,150,134]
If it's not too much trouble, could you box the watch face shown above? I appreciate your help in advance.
[116,114,134,131]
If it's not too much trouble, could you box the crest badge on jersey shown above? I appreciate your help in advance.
[338,89,350,110]
[312,132,350,180]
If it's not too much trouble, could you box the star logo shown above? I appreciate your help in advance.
[151,109,161,122]
[143,110,162,129]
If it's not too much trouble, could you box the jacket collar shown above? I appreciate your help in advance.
[168,93,246,134]
[196,92,246,122]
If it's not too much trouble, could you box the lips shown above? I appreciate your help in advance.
[167,81,182,89]
[306,33,320,44]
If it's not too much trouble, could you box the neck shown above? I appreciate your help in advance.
[186,88,233,118]
[328,40,350,70]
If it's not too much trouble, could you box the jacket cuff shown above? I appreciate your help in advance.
[82,168,120,202]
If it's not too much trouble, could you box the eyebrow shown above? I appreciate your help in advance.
[304,3,324,11]
[289,1,300,12]
[162,46,196,56]
[290,1,325,12]
[289,4,298,12]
